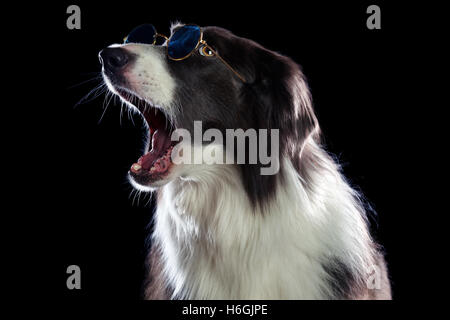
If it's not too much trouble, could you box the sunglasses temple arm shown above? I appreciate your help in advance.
[216,54,247,83]
[204,43,246,83]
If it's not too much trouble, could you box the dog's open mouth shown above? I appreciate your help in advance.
[116,88,176,183]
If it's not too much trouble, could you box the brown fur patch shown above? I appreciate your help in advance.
[143,241,172,300]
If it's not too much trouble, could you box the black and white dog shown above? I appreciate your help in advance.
[99,23,391,299]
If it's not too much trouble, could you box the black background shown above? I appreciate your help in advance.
[17,0,431,305]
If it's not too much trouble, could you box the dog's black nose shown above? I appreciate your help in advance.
[98,47,131,70]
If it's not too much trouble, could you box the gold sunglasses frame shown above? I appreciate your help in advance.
[165,24,246,83]
[124,24,246,83]
[124,25,168,45]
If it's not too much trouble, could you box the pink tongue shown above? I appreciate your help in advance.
[139,129,172,170]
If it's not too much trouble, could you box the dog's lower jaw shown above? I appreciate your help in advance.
[147,147,391,300]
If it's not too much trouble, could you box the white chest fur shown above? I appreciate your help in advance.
[153,156,373,299]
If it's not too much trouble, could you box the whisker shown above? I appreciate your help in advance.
[67,74,103,90]
[74,82,107,108]
[98,90,114,124]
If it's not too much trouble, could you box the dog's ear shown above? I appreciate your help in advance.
[244,47,320,159]
[236,48,320,206]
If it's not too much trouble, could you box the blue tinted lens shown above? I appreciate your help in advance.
[124,24,156,44]
[168,25,201,59]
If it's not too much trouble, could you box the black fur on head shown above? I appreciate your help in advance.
[167,25,320,206]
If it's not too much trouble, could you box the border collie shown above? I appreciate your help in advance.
[99,23,391,299]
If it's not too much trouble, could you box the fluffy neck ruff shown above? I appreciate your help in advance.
[152,141,377,299]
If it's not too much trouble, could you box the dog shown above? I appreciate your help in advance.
[99,22,392,299]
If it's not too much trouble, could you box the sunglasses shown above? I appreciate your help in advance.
[124,24,246,83]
